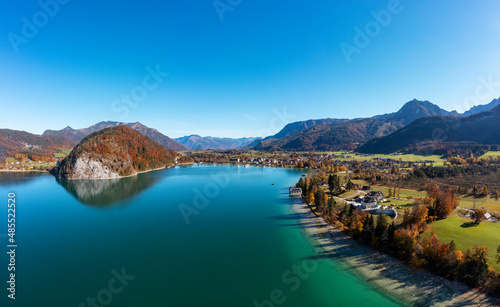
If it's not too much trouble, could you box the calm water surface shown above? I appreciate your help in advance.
[0,165,401,306]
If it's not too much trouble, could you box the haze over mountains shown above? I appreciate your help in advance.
[174,135,260,150]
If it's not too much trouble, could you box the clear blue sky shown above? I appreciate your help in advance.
[1,0,500,138]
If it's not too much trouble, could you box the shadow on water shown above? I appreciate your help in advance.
[55,171,163,208]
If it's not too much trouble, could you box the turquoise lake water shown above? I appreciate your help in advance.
[0,165,401,306]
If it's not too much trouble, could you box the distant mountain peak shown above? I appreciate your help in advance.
[43,121,185,151]
[461,97,500,117]
[175,135,260,150]
[398,99,440,111]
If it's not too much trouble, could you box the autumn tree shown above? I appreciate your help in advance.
[307,193,315,204]
[419,231,450,268]
[393,228,418,260]
[346,179,355,191]
[406,202,429,232]
[315,187,326,213]
[493,189,500,201]
[426,185,458,219]
[461,245,490,286]
[481,185,489,197]
[471,208,485,224]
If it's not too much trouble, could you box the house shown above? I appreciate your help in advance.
[289,187,302,196]
[361,199,379,210]
[360,191,383,210]
[229,158,240,163]
[365,191,383,202]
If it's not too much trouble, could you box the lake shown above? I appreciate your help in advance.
[0,165,401,306]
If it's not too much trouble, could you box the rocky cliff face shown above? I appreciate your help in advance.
[70,156,121,179]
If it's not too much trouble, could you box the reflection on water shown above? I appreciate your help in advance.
[55,171,162,207]
[0,171,48,187]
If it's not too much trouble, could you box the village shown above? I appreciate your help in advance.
[0,153,61,171]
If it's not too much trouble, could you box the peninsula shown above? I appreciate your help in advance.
[52,125,179,180]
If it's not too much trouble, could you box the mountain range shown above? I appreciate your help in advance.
[2,97,500,160]
[43,121,186,151]
[357,104,500,154]
[174,135,260,150]
[251,98,500,151]
[0,129,76,160]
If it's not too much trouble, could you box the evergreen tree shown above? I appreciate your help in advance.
[361,214,375,245]
[315,187,326,212]
[449,240,456,252]
[328,174,334,193]
[297,177,304,189]
[388,221,396,246]
[375,214,389,238]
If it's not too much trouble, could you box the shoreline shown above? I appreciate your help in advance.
[0,163,189,179]
[0,169,49,173]
[291,198,500,306]
[62,164,178,181]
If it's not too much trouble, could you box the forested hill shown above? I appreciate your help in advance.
[357,105,500,154]
[53,125,181,179]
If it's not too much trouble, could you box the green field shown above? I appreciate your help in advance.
[350,178,427,199]
[386,198,414,207]
[322,151,446,163]
[458,195,500,213]
[335,190,363,199]
[55,148,72,158]
[425,217,500,270]
[480,151,500,158]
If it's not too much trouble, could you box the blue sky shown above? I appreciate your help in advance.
[1,0,500,138]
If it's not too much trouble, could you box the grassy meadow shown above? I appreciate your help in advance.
[425,217,500,271]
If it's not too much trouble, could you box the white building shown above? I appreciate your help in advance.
[289,187,302,196]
